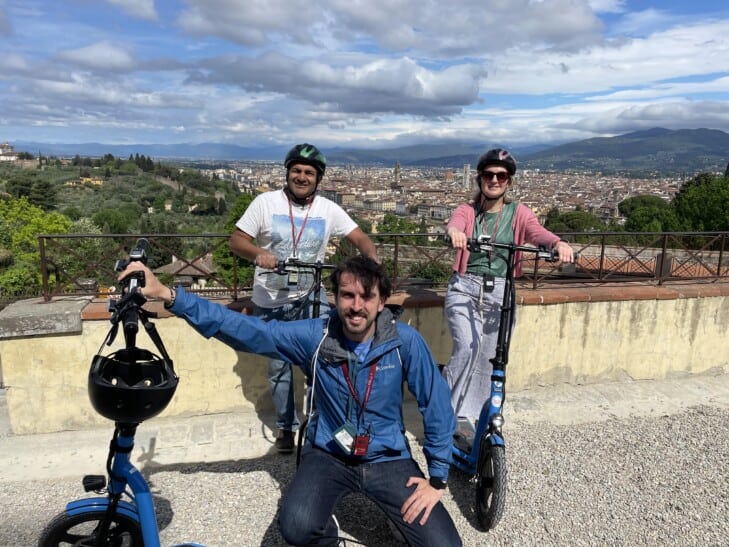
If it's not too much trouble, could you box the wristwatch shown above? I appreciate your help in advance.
[429,477,447,490]
[164,286,176,309]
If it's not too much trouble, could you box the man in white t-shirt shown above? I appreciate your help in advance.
[230,143,378,453]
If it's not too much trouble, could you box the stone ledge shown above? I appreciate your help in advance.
[0,296,93,340]
[517,281,729,305]
[4,282,728,332]
[73,280,729,322]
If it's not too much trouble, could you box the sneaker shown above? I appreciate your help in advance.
[331,514,342,545]
[275,430,295,454]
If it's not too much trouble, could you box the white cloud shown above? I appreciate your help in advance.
[587,0,626,14]
[479,19,729,95]
[3,0,729,146]
[186,52,487,117]
[0,53,31,74]
[178,0,606,55]
[56,41,136,72]
[177,0,324,47]
[105,0,157,21]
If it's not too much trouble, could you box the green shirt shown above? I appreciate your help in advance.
[467,201,517,277]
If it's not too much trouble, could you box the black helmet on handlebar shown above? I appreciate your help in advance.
[88,347,178,423]
[476,148,517,175]
[284,143,327,178]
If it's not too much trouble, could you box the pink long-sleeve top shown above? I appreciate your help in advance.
[447,202,561,277]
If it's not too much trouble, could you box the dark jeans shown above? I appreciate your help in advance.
[254,289,329,432]
[278,446,462,547]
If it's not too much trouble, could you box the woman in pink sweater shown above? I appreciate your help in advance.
[444,148,573,422]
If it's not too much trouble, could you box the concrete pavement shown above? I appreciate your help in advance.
[2,370,728,483]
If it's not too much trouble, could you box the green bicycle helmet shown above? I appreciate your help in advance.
[284,143,327,176]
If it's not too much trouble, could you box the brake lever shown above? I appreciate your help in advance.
[537,245,558,263]
[275,257,303,275]
[466,236,493,254]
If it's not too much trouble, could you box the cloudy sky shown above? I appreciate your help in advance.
[1,0,729,149]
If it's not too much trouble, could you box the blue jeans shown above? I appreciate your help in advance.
[254,289,329,432]
[279,446,462,546]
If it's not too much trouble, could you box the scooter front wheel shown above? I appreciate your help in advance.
[476,442,507,531]
[38,509,143,547]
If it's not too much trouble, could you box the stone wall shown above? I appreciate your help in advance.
[1,283,728,434]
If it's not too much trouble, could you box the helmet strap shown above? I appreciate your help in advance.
[284,177,318,206]
[479,187,507,211]
[284,186,319,206]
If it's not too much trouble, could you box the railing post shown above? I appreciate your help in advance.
[392,237,400,282]
[717,233,726,277]
[598,234,606,280]
[232,255,240,301]
[657,233,669,285]
[39,236,51,302]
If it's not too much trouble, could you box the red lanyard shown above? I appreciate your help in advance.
[341,361,377,414]
[287,198,311,258]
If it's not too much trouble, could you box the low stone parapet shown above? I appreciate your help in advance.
[1,282,728,434]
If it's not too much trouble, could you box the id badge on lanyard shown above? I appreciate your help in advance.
[336,360,376,456]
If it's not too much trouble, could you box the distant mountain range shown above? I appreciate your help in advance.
[12,127,729,174]
[519,128,729,174]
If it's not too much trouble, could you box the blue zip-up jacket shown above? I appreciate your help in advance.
[169,287,456,481]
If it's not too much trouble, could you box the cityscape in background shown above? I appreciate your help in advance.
[199,160,685,233]
[0,138,703,235]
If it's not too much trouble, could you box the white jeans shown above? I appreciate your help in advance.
[442,273,513,419]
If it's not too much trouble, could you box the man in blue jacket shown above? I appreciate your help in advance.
[121,256,461,546]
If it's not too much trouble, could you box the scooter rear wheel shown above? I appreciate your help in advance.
[476,442,507,531]
[38,509,143,547]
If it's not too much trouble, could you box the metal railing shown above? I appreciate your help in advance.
[33,231,729,302]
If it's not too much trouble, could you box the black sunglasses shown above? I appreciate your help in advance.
[480,171,510,183]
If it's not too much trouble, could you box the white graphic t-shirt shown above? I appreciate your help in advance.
[236,189,358,307]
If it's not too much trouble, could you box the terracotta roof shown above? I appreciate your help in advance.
[154,254,216,276]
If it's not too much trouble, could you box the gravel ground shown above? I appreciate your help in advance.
[1,404,727,546]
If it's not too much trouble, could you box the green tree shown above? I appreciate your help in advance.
[93,208,134,233]
[118,160,139,176]
[544,210,605,233]
[6,172,36,200]
[378,213,419,243]
[54,218,109,287]
[6,171,58,211]
[672,172,729,231]
[408,259,451,284]
[28,178,58,211]
[61,206,83,220]
[623,205,680,233]
[618,195,670,218]
[0,197,72,293]
[136,216,185,269]
[617,194,680,232]
[351,215,372,234]
[212,193,255,285]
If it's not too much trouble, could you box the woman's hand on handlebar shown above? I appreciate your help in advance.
[448,228,468,250]
[553,240,575,264]
[117,262,171,303]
